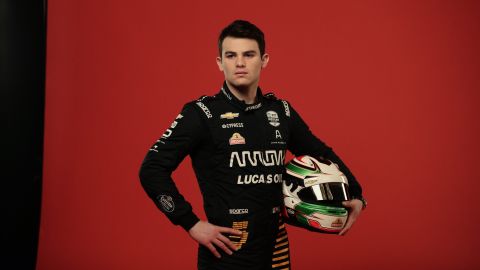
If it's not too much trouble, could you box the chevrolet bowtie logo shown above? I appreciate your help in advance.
[220,112,239,119]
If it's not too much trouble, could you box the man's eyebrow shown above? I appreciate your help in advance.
[224,50,257,55]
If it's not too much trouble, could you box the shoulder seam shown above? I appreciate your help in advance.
[264,92,277,100]
[196,94,217,102]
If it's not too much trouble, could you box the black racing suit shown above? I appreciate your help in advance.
[139,82,363,269]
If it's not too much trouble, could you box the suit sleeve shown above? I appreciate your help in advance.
[139,103,205,231]
[286,101,363,198]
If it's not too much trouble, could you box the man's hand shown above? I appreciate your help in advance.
[188,220,243,258]
[338,199,364,236]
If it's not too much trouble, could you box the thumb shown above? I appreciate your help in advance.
[342,200,352,208]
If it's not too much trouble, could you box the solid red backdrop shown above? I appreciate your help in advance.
[38,0,480,269]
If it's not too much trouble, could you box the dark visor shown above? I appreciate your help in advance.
[297,183,350,204]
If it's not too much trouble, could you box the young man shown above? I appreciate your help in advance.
[140,20,365,270]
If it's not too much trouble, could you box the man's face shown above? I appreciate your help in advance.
[216,37,269,90]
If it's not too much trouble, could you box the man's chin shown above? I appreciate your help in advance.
[228,80,252,91]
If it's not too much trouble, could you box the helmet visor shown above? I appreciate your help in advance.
[297,182,349,204]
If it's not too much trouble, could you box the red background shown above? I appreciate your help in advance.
[38,0,480,269]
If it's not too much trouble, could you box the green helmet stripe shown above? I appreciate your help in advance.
[295,201,348,216]
[286,163,317,176]
[296,213,310,227]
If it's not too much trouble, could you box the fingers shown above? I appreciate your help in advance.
[218,233,239,252]
[207,233,237,258]
[192,223,243,258]
[206,242,221,259]
[213,238,233,256]
[339,200,364,236]
[339,212,358,236]
[218,226,243,236]
[339,203,353,236]
[205,226,241,258]
[344,199,364,213]
[339,218,354,236]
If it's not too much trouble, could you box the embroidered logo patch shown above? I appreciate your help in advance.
[266,111,280,127]
[158,195,175,212]
[229,133,246,145]
[221,112,239,119]
[331,218,344,228]
[222,123,244,129]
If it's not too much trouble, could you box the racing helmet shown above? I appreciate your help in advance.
[283,155,350,233]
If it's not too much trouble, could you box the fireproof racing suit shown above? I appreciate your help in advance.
[139,82,363,269]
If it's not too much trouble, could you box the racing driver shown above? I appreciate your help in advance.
[139,20,366,269]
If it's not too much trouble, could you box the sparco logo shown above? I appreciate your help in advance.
[229,208,249,215]
[229,150,285,167]
[158,195,175,212]
[281,100,290,117]
[245,103,262,111]
[196,102,212,118]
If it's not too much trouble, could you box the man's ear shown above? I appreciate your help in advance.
[261,53,269,69]
[216,56,224,71]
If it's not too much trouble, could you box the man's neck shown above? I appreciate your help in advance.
[225,81,258,104]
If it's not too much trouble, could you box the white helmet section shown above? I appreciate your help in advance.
[286,156,349,187]
[282,184,301,211]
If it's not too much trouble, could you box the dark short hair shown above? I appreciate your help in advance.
[218,20,265,57]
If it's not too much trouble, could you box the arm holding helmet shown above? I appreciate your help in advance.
[284,101,366,235]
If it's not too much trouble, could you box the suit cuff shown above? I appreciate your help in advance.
[178,212,200,231]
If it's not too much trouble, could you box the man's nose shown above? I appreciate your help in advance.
[236,56,246,67]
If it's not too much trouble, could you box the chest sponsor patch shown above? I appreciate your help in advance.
[229,150,285,167]
[271,129,286,144]
[266,111,280,127]
[222,122,244,129]
[275,130,282,139]
[229,132,246,145]
[220,112,239,119]
[237,173,283,185]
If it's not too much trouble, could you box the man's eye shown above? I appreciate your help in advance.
[225,55,235,59]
